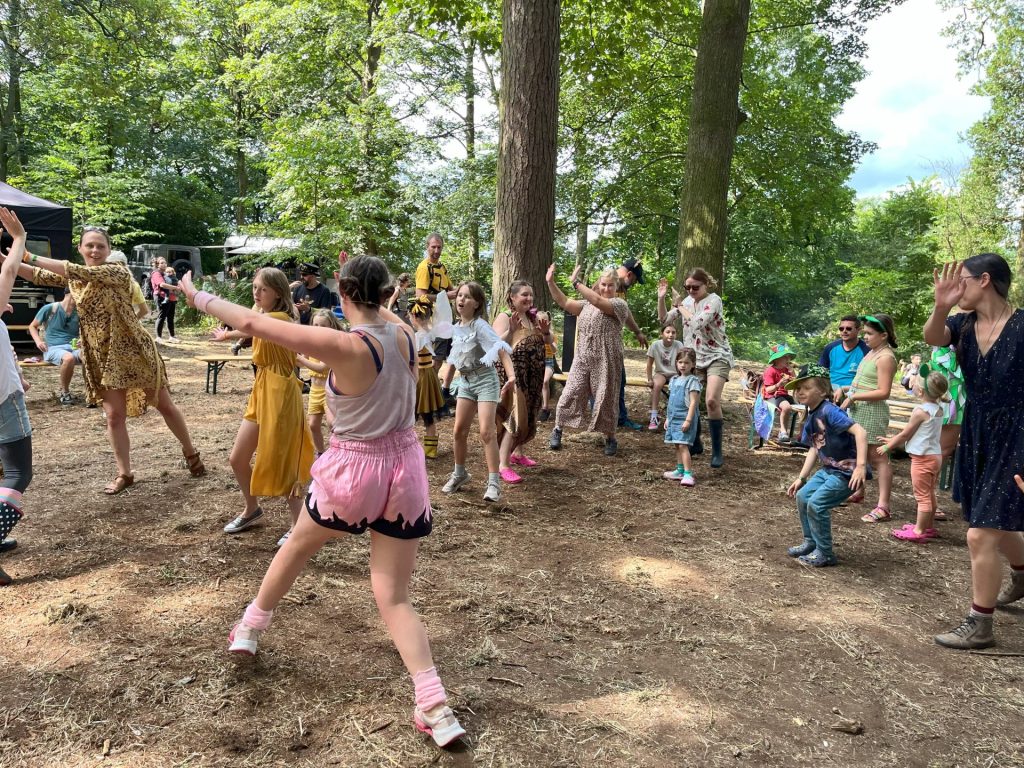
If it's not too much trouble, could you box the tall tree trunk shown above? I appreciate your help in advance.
[358,0,383,257]
[0,0,23,182]
[1014,214,1024,307]
[674,0,751,291]
[233,93,249,227]
[465,40,480,280]
[492,0,561,314]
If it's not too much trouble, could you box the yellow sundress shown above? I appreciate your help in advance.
[32,263,164,416]
[241,311,314,497]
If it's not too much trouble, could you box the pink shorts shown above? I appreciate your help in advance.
[306,427,432,539]
[910,453,942,514]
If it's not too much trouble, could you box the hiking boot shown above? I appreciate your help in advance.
[996,571,1024,607]
[549,427,562,451]
[0,565,11,587]
[58,391,73,406]
[620,418,643,431]
[539,408,551,422]
[414,704,466,748]
[442,471,469,494]
[483,481,501,503]
[228,622,262,655]
[604,437,618,456]
[934,614,995,650]
[0,539,16,553]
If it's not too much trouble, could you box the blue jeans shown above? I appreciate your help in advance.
[795,470,852,558]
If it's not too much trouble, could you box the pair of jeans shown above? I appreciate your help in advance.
[795,469,852,558]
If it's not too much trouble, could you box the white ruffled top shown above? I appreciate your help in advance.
[447,317,511,371]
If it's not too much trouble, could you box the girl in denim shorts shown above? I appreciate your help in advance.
[0,209,34,586]
[440,282,515,503]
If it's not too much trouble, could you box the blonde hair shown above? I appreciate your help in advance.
[594,267,620,291]
[921,371,951,403]
[255,267,298,319]
[312,308,342,330]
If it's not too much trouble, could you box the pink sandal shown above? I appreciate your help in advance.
[861,506,891,523]
[891,524,938,542]
[510,454,538,467]
[499,468,523,484]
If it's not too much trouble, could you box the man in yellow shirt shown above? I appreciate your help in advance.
[415,233,458,371]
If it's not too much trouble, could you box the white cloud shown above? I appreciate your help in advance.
[836,0,990,196]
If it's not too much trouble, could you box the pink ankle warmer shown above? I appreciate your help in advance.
[413,667,447,710]
[242,602,274,630]
[0,487,23,509]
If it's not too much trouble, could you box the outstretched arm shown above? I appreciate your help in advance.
[0,208,27,310]
[546,264,585,316]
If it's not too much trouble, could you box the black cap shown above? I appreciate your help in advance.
[622,257,644,284]
[299,263,320,276]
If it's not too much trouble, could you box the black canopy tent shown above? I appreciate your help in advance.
[0,181,73,261]
[0,183,73,344]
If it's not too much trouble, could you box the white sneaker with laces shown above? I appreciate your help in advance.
[442,472,469,494]
[662,468,684,480]
[228,622,261,655]
[483,481,501,503]
[414,704,467,747]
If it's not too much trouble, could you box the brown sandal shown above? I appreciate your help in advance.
[184,451,206,477]
[103,473,135,495]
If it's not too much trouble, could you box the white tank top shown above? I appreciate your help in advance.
[906,402,942,456]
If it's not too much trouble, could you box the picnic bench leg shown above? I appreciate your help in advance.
[212,361,227,395]
[205,362,214,394]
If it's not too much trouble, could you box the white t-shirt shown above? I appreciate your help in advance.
[647,340,684,376]
[906,401,942,456]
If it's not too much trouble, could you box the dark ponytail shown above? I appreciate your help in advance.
[337,255,390,308]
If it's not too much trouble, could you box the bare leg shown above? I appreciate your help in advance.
[477,401,500,473]
[287,494,303,526]
[229,419,261,515]
[997,531,1024,565]
[154,387,199,456]
[101,389,132,477]
[252,511,339,611]
[968,528,1006,607]
[705,375,727,420]
[308,413,325,454]
[498,430,515,472]
[369,532,434,675]
[871,446,892,510]
[451,399,475,466]
[59,354,76,392]
[650,373,667,413]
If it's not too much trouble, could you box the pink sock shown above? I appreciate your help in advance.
[413,667,447,711]
[242,602,274,630]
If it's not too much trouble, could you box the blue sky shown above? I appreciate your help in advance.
[836,0,990,197]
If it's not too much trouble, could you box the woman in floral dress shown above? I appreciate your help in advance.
[8,227,204,494]
[546,265,635,457]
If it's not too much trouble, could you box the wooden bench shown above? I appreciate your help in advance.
[195,354,253,394]
[18,360,55,368]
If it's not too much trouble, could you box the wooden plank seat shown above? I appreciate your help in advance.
[551,372,652,389]
[195,354,254,394]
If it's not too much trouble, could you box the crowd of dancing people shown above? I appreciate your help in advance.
[0,216,1022,747]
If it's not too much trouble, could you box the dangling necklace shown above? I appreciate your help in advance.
[979,302,1010,358]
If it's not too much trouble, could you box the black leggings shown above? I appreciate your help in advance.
[157,300,177,338]
[0,435,32,494]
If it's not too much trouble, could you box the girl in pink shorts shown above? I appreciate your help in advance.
[181,253,466,748]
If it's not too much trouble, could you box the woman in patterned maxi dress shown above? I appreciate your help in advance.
[546,264,635,457]
[10,228,204,494]
[927,255,1024,650]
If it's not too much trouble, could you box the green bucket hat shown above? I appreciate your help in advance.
[784,363,831,391]
[767,343,795,364]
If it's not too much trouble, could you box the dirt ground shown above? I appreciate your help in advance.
[1,335,1022,768]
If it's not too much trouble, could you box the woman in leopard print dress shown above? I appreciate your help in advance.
[8,227,205,494]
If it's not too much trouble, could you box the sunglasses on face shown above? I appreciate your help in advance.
[82,225,108,234]
[684,283,702,292]
[839,326,856,332]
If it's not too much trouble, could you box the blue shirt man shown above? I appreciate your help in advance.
[818,315,869,395]
[29,294,81,405]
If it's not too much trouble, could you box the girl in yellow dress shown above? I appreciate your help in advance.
[9,226,204,495]
[217,268,314,545]
[297,309,342,454]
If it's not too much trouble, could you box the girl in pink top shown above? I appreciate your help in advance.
[180,253,466,749]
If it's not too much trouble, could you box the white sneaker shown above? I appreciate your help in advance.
[414,704,466,747]
[228,622,261,655]
[662,468,684,480]
[275,529,291,548]
[483,481,501,503]
[442,472,469,494]
[168,336,181,344]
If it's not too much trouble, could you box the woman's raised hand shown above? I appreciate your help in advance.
[569,264,583,285]
[211,326,230,342]
[180,271,198,306]
[0,207,26,240]
[545,263,556,283]
[933,261,966,311]
[657,278,668,299]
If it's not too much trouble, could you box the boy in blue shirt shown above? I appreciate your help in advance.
[785,364,869,566]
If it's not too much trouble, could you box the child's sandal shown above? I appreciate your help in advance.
[861,506,891,523]
[184,451,206,477]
